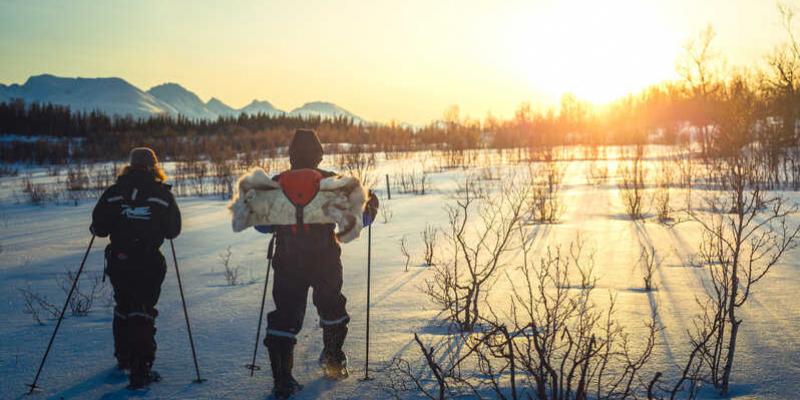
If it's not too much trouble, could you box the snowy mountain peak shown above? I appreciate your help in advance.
[0,75,365,122]
[240,99,283,116]
[206,97,237,116]
[147,83,217,121]
[290,101,361,122]
[0,74,171,118]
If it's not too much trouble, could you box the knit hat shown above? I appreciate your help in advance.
[288,129,324,168]
[129,147,158,169]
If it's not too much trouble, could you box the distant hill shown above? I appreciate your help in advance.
[0,74,363,122]
[239,99,284,116]
[290,101,362,123]
[0,74,173,119]
[206,97,238,117]
[147,83,217,120]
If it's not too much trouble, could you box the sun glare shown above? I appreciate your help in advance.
[506,1,681,105]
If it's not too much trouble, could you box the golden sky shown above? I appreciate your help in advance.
[0,0,789,123]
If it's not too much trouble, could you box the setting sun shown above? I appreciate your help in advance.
[504,1,681,104]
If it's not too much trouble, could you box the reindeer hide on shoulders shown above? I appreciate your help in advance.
[228,168,367,243]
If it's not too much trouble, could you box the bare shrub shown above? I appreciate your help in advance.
[570,234,596,290]
[466,237,662,400]
[380,198,394,223]
[335,144,377,188]
[66,165,89,191]
[219,246,242,286]
[688,155,800,395]
[192,161,209,197]
[57,270,107,316]
[587,161,610,186]
[397,233,662,399]
[639,245,660,291]
[421,224,438,267]
[18,287,60,325]
[653,187,671,223]
[424,176,530,331]
[618,154,647,220]
[653,161,674,223]
[400,235,411,272]
[386,334,453,400]
[23,175,49,204]
[528,161,564,223]
[212,160,236,200]
[395,170,430,195]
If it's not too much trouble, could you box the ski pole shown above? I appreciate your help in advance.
[361,223,373,381]
[246,234,275,376]
[170,239,206,384]
[27,235,95,395]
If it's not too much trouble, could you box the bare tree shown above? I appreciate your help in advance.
[335,144,377,189]
[421,224,438,267]
[19,287,60,325]
[677,24,722,157]
[219,246,242,286]
[400,235,412,272]
[618,146,647,220]
[528,160,564,224]
[639,245,660,291]
[56,270,107,316]
[407,232,662,399]
[424,176,530,331]
[380,198,394,223]
[689,155,800,395]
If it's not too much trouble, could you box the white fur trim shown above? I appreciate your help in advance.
[228,168,368,243]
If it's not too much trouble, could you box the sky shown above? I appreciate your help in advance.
[0,0,792,124]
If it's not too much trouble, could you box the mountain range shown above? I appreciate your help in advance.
[0,74,364,123]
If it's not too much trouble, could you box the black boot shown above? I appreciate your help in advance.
[267,337,303,399]
[113,306,131,370]
[320,325,349,379]
[128,359,161,390]
[126,308,160,389]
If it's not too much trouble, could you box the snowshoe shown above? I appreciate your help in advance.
[319,350,349,380]
[272,376,303,399]
[127,369,161,390]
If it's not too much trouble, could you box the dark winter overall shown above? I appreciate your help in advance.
[90,169,181,380]
[263,168,351,383]
[259,129,377,398]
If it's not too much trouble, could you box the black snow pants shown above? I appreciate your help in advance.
[264,227,349,346]
[105,245,167,367]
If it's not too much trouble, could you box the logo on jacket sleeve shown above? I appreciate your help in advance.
[121,205,152,220]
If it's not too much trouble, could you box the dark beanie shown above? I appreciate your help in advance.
[129,147,158,168]
[288,129,323,168]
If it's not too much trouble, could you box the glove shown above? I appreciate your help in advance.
[363,191,379,226]
[254,225,274,234]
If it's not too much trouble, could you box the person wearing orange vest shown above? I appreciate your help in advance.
[255,129,378,399]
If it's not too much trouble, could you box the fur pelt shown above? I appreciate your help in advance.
[229,168,367,243]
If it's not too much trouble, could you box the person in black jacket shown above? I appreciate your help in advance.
[90,147,181,389]
[256,129,378,399]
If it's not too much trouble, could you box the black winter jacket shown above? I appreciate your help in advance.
[91,169,181,251]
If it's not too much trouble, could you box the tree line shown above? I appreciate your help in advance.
[5,8,800,164]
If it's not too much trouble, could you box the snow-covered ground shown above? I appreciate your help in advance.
[1,148,799,399]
